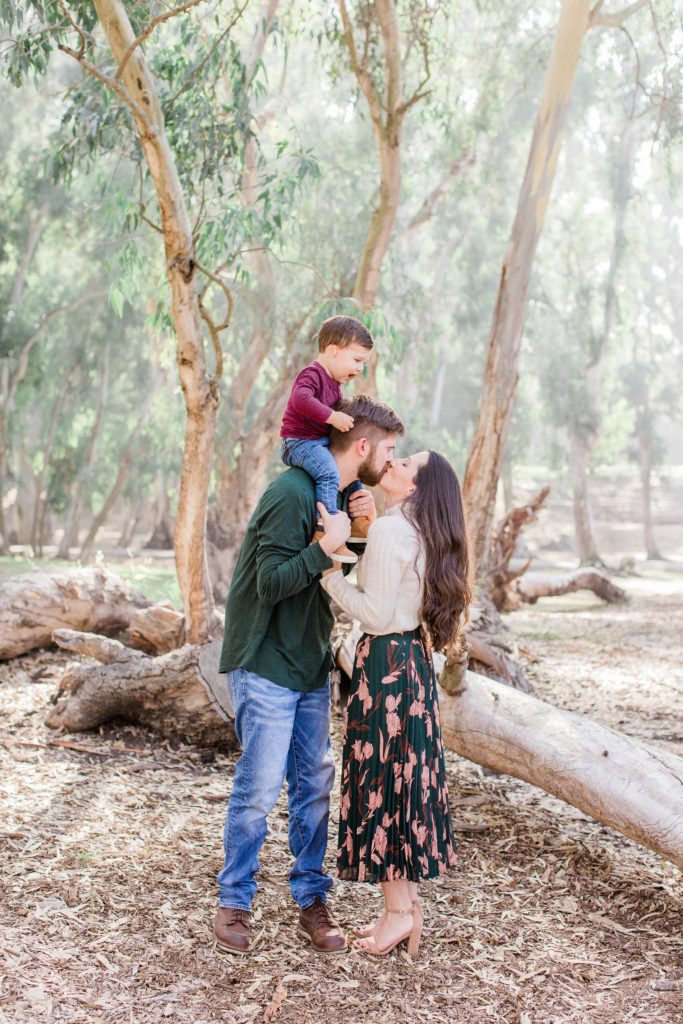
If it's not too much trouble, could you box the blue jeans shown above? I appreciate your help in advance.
[281,437,339,515]
[217,668,335,911]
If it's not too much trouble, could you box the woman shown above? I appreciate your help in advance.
[321,450,471,957]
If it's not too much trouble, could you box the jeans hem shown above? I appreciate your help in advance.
[218,899,252,911]
[298,892,328,910]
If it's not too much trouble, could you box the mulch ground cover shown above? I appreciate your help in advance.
[1,573,681,1024]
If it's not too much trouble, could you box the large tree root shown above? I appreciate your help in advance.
[0,568,151,660]
[517,569,628,605]
[46,631,236,750]
[438,665,683,869]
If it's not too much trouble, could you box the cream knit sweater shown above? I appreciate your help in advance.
[320,503,424,635]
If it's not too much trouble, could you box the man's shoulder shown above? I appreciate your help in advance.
[262,467,316,505]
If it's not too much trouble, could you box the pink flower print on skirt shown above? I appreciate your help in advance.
[337,628,457,883]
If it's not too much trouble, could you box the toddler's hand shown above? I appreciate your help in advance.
[327,411,355,432]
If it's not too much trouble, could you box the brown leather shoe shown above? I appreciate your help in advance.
[298,898,347,954]
[350,515,371,542]
[214,907,251,955]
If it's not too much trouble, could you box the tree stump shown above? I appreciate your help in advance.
[0,568,151,660]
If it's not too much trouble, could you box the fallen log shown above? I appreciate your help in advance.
[46,631,236,750]
[517,569,628,605]
[0,568,151,660]
[44,630,683,869]
[487,488,628,611]
[438,666,683,870]
[129,600,185,654]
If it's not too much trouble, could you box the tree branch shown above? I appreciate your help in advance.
[7,290,108,407]
[590,0,647,28]
[396,85,431,118]
[376,0,402,118]
[402,152,476,234]
[57,44,153,133]
[195,261,234,385]
[57,0,90,59]
[337,0,383,126]
[115,0,207,79]
[169,0,251,104]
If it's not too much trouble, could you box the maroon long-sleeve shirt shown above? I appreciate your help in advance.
[280,362,342,440]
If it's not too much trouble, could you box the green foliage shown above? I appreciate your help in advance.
[1,0,682,565]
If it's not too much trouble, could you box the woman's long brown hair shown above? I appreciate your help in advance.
[403,451,472,652]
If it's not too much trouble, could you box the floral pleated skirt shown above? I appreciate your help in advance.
[337,628,457,883]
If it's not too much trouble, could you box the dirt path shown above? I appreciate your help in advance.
[1,573,681,1024]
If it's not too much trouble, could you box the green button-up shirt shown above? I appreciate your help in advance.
[219,467,345,691]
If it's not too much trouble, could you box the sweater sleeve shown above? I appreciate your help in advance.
[290,367,335,425]
[255,486,332,606]
[320,516,410,632]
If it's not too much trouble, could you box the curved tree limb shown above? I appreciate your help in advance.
[115,0,207,79]
[590,0,647,28]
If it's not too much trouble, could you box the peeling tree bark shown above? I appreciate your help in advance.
[463,0,593,571]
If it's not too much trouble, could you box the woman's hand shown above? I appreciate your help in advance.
[348,488,377,524]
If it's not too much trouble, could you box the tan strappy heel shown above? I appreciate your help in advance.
[355,906,423,957]
[354,898,422,939]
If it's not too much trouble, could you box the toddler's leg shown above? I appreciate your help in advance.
[282,439,339,515]
[282,439,356,565]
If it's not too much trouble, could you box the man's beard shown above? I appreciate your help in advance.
[357,446,390,487]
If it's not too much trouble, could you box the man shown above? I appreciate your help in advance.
[214,395,405,955]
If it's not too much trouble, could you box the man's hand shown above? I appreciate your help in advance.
[327,410,354,432]
[316,503,351,557]
[348,488,377,525]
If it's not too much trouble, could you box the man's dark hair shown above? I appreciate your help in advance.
[328,395,404,453]
[317,315,374,352]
